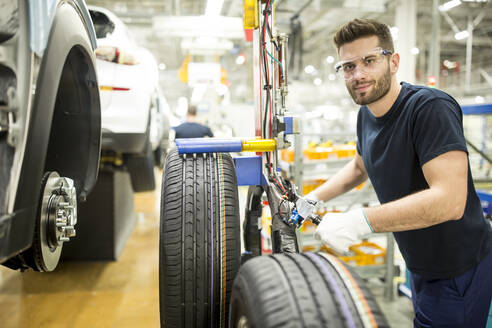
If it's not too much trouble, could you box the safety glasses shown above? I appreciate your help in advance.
[334,48,392,81]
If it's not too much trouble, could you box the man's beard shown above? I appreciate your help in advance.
[347,66,392,105]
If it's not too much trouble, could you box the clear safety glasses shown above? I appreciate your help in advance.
[334,48,392,81]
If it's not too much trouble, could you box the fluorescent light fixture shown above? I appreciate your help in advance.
[439,0,462,11]
[411,47,420,55]
[158,63,166,70]
[454,30,469,40]
[314,78,322,86]
[205,0,224,17]
[304,65,315,74]
[326,56,334,64]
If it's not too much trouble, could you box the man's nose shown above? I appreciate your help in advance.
[351,65,368,80]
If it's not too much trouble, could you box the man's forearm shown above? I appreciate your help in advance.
[365,187,465,233]
[312,158,367,202]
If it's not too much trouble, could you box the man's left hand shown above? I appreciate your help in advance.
[314,209,373,255]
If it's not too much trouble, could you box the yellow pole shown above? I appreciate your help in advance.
[242,139,276,152]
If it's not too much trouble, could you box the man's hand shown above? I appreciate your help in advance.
[304,192,319,203]
[314,209,373,255]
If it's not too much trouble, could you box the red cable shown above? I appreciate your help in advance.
[262,0,272,140]
[262,1,287,196]
[258,31,263,138]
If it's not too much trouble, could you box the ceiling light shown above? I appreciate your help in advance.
[158,63,166,70]
[427,76,437,87]
[411,47,420,55]
[326,56,334,64]
[304,65,315,74]
[443,60,458,69]
[235,54,246,65]
[454,30,469,40]
[328,74,336,81]
[439,0,462,11]
[314,78,322,86]
[475,96,484,103]
[205,0,224,17]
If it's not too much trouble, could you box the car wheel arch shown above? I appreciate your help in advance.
[15,1,101,213]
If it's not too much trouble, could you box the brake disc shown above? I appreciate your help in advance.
[33,171,77,272]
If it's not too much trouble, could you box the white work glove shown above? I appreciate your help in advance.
[304,192,319,203]
[314,209,373,255]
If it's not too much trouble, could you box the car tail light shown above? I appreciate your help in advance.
[95,46,140,65]
[99,86,131,91]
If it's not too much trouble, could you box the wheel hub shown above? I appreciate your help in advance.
[36,172,78,271]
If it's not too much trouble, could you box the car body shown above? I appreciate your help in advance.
[89,6,168,188]
[0,0,101,271]
[89,7,167,155]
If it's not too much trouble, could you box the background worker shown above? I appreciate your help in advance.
[307,18,492,327]
[173,105,213,138]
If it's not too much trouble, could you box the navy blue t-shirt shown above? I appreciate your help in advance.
[174,122,213,139]
[357,82,492,279]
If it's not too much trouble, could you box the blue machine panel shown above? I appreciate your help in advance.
[175,138,242,154]
[477,190,492,216]
[462,103,492,115]
[233,156,267,186]
[284,116,294,134]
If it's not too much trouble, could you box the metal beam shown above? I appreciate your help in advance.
[174,0,180,16]
[465,15,473,91]
[395,0,416,84]
[428,0,441,86]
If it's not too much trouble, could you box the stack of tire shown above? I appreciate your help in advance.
[159,149,389,328]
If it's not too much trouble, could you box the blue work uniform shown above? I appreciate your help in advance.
[356,82,492,327]
[174,122,213,139]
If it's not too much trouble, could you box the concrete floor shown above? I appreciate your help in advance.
[0,169,414,327]
[373,287,414,327]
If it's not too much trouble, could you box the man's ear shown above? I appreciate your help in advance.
[390,53,400,74]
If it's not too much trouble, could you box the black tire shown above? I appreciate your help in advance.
[17,172,57,272]
[160,149,241,327]
[153,143,167,169]
[126,140,156,192]
[229,252,389,328]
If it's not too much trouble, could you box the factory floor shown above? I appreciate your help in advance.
[0,169,414,327]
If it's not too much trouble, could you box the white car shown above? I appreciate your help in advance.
[89,6,168,191]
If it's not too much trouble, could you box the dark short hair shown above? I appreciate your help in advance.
[333,18,394,53]
[187,105,197,116]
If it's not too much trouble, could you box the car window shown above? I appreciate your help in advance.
[89,10,115,39]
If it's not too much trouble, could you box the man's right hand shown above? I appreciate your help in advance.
[304,192,319,203]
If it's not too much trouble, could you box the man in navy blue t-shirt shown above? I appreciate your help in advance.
[307,18,492,327]
[174,105,213,139]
